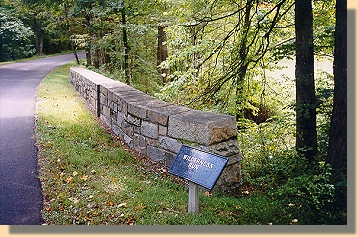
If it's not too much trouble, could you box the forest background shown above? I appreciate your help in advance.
[0,0,348,224]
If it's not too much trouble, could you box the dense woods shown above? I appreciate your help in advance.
[1,0,347,224]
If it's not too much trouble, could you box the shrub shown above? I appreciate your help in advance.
[269,162,337,224]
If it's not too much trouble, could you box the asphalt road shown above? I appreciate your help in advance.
[0,53,83,225]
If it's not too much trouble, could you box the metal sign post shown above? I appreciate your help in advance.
[169,145,228,213]
[188,182,199,213]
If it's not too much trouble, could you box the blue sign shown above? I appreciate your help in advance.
[168,145,228,190]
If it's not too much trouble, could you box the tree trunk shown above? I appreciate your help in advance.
[85,46,92,67]
[72,44,80,64]
[157,25,169,83]
[326,0,347,171]
[34,15,44,55]
[295,0,317,162]
[235,0,252,120]
[121,0,130,84]
[92,34,100,69]
[104,49,110,64]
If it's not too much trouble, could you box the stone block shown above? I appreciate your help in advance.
[101,105,110,117]
[117,112,125,127]
[100,113,111,128]
[124,134,133,148]
[114,90,152,115]
[168,110,237,145]
[100,85,109,96]
[108,82,135,93]
[213,161,241,193]
[127,114,141,126]
[89,97,96,108]
[141,121,158,139]
[127,98,166,119]
[158,125,167,136]
[100,93,107,106]
[122,121,134,137]
[147,105,190,126]
[147,145,163,161]
[209,138,242,163]
[133,133,147,154]
[134,133,146,148]
[133,125,141,134]
[163,151,176,168]
[146,137,158,147]
[112,124,121,137]
[158,136,182,153]
[127,103,147,119]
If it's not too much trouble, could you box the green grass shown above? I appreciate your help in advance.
[36,64,302,225]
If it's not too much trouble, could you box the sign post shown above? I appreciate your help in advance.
[188,182,199,213]
[169,145,228,213]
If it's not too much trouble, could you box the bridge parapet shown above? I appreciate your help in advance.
[70,67,242,193]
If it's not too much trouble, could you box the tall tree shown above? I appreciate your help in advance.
[326,0,347,171]
[295,0,317,162]
[119,0,130,83]
[157,25,169,83]
[71,0,100,67]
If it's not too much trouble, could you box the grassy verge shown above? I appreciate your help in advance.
[36,64,296,225]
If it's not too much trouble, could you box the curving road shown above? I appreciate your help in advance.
[0,53,83,225]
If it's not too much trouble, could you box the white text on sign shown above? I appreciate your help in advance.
[183,154,214,170]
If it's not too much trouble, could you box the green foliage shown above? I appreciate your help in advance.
[0,8,35,61]
[237,102,345,224]
[238,116,344,224]
[156,0,297,117]
[315,69,334,157]
[312,0,336,57]
[238,112,296,186]
[269,162,339,224]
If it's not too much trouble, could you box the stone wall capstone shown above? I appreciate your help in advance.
[69,67,242,193]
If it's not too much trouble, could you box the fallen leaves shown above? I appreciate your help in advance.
[204,191,212,197]
[66,177,73,183]
[126,217,135,225]
[117,202,127,208]
[68,197,80,204]
[134,203,145,211]
[80,175,88,181]
[158,208,180,214]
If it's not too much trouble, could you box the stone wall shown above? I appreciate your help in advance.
[69,67,242,193]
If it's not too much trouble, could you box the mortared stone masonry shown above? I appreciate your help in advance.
[69,67,242,193]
